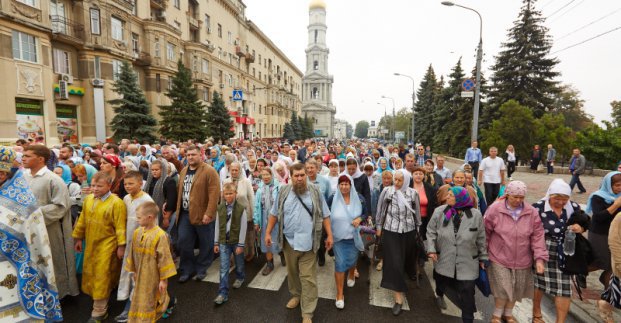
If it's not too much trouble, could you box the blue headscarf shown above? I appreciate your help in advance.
[375,157,393,174]
[330,174,363,243]
[210,146,225,173]
[55,164,72,185]
[586,171,621,214]
[84,164,97,185]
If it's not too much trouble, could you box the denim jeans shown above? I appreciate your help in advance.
[218,243,245,297]
[569,173,586,192]
[177,211,215,277]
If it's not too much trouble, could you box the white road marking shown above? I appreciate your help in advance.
[423,261,483,319]
[369,263,410,310]
[248,260,288,291]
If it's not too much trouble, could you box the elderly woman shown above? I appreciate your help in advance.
[144,160,178,231]
[273,159,290,185]
[436,169,478,207]
[328,174,366,309]
[426,186,487,323]
[375,169,421,315]
[532,179,589,323]
[223,161,255,262]
[253,167,283,275]
[484,181,548,323]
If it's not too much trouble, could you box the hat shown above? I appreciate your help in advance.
[0,146,16,172]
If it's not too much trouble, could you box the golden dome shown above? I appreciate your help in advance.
[309,0,326,10]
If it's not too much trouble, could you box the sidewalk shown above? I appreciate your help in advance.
[568,270,621,323]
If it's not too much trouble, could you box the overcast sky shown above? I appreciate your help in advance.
[244,0,620,126]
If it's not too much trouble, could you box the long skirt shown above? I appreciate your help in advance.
[534,239,572,297]
[488,262,534,302]
[380,230,417,292]
[589,232,612,271]
[260,211,281,254]
[333,239,358,273]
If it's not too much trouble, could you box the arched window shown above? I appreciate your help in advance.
[311,87,319,99]
[313,60,318,70]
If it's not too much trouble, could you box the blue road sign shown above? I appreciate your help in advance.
[462,79,475,91]
[233,89,243,101]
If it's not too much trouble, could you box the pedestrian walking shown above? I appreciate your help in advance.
[530,145,542,173]
[264,162,334,323]
[601,188,621,322]
[504,145,516,180]
[478,147,507,206]
[464,141,482,179]
[546,144,556,175]
[568,148,587,194]
[484,181,548,323]
[222,161,255,262]
[254,167,283,275]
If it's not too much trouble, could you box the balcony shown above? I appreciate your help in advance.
[50,15,85,45]
[135,52,151,66]
[150,0,167,10]
[112,0,135,11]
[187,14,200,30]
[235,46,245,57]
[245,53,255,63]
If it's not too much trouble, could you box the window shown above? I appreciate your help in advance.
[203,87,210,102]
[12,30,37,63]
[53,48,70,74]
[174,21,181,30]
[217,47,222,60]
[156,74,161,92]
[314,30,318,43]
[204,15,211,32]
[112,60,122,81]
[313,60,318,70]
[111,17,124,41]
[154,40,160,57]
[90,8,101,35]
[202,58,209,74]
[258,54,261,65]
[227,31,232,44]
[131,33,139,54]
[166,42,175,60]
[168,77,173,91]
[17,0,35,7]
[217,24,222,38]
[174,0,180,9]
[228,74,233,87]
[94,56,101,78]
[311,87,319,99]
[228,53,233,65]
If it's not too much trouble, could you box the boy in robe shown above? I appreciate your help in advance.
[125,201,177,322]
[73,172,127,322]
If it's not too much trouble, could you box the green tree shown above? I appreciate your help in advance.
[415,65,441,146]
[611,101,621,127]
[437,58,469,155]
[575,122,621,170]
[481,100,542,160]
[488,0,560,119]
[537,113,574,161]
[108,60,157,143]
[304,116,315,138]
[549,85,593,132]
[289,111,301,139]
[354,120,370,139]
[207,91,235,143]
[345,122,353,139]
[283,122,296,142]
[159,61,208,141]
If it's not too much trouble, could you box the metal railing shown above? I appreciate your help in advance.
[50,15,84,40]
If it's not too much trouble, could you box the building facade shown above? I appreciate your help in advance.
[301,0,335,138]
[0,0,302,145]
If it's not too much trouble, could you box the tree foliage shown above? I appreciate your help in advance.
[345,122,353,139]
[159,60,209,142]
[549,84,593,132]
[611,101,621,127]
[354,120,370,139]
[108,60,157,143]
[206,91,234,143]
[414,65,441,146]
[575,122,621,170]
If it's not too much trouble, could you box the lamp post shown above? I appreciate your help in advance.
[377,102,387,140]
[381,95,396,142]
[442,1,483,143]
[393,73,416,144]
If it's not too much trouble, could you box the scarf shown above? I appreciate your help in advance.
[340,158,364,179]
[443,186,474,226]
[586,171,621,214]
[375,157,393,174]
[273,159,289,184]
[330,174,363,242]
[57,164,72,185]
[144,159,169,215]
[261,167,278,222]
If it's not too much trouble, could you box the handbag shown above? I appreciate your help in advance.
[475,267,492,297]
[353,227,365,252]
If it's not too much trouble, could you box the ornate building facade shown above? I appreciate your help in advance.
[0,0,302,144]
[301,0,335,138]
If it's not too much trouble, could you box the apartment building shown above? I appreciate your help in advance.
[0,0,302,144]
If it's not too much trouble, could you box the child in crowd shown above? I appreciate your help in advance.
[213,182,248,305]
[116,171,155,322]
[72,172,127,322]
[125,201,177,322]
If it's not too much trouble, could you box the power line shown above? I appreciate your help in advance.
[541,0,559,9]
[547,0,576,18]
[556,7,621,41]
[549,0,585,23]
[551,26,621,54]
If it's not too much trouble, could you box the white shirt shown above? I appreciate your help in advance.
[479,156,506,184]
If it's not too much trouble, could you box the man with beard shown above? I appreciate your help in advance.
[265,162,333,323]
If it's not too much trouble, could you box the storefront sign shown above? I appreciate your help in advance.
[56,105,78,143]
[15,98,45,143]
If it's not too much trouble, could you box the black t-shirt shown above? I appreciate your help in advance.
[182,168,196,212]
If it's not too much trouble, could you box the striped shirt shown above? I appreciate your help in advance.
[375,187,420,233]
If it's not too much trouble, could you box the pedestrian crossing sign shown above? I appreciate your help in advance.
[233,89,243,101]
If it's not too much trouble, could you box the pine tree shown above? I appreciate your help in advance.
[108,60,157,143]
[289,111,301,139]
[303,116,314,139]
[207,91,235,143]
[415,65,441,146]
[159,61,208,141]
[488,0,560,119]
[298,115,308,139]
[283,122,296,142]
[437,58,468,155]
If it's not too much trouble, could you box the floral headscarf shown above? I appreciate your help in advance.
[443,186,474,225]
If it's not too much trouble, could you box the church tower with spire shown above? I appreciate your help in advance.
[302,0,335,138]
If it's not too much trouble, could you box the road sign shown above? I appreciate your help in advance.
[461,91,474,98]
[232,89,243,101]
[395,131,405,139]
[461,78,475,91]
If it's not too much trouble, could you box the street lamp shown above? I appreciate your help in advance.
[442,1,483,143]
[381,95,396,142]
[394,73,416,144]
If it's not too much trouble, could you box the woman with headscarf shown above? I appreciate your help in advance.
[436,169,478,207]
[484,181,548,323]
[144,159,178,231]
[101,153,127,198]
[602,177,621,322]
[426,186,487,323]
[53,164,82,224]
[531,179,589,323]
[273,159,290,185]
[253,166,283,275]
[139,145,156,163]
[586,171,621,321]
[375,157,393,175]
[328,174,366,309]
[223,161,256,262]
[209,146,225,173]
[375,169,421,315]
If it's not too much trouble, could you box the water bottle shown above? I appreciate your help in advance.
[563,229,576,256]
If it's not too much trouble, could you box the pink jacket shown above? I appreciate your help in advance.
[485,200,549,269]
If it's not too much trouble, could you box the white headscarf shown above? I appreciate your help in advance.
[543,178,575,215]
[394,169,416,215]
[341,158,364,179]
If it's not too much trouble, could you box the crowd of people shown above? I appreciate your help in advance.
[1,137,620,323]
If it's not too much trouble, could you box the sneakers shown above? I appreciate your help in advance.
[114,311,128,322]
[435,295,447,310]
[335,298,345,309]
[347,279,355,288]
[262,262,274,276]
[214,294,228,305]
[392,302,403,316]
[232,279,244,289]
[87,313,108,323]
[286,297,300,309]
